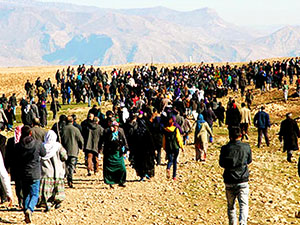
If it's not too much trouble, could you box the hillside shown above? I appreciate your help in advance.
[0,63,299,224]
[0,0,300,67]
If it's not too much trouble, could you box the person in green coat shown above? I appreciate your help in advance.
[102,120,128,188]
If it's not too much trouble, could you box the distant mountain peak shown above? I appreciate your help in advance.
[0,1,299,67]
[191,7,218,14]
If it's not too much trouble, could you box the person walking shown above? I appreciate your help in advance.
[15,126,46,224]
[61,116,84,188]
[216,102,225,127]
[283,80,289,102]
[163,115,184,180]
[9,93,17,122]
[0,151,13,207]
[5,125,24,208]
[245,90,253,110]
[194,114,213,162]
[30,118,46,142]
[50,98,61,120]
[82,115,104,176]
[0,106,7,131]
[102,120,128,188]
[254,106,271,148]
[131,116,155,181]
[240,103,251,141]
[226,100,241,131]
[219,127,252,225]
[278,113,300,162]
[38,130,68,211]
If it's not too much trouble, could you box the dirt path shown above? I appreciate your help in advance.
[1,122,300,224]
[0,84,300,224]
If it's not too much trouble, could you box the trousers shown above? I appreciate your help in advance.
[225,182,249,225]
[22,179,40,213]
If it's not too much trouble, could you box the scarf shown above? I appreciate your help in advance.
[14,125,23,144]
[196,114,206,132]
[42,130,61,160]
[111,131,119,141]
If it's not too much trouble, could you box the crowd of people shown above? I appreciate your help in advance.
[0,58,299,224]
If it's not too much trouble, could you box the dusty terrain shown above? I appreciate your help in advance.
[0,64,299,224]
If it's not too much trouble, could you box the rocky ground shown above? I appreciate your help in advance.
[0,67,300,224]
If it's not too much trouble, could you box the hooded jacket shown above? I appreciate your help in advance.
[15,136,46,180]
[83,121,104,153]
[162,125,184,152]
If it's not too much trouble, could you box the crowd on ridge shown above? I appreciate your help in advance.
[0,58,299,224]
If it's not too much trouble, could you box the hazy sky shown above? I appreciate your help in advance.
[38,0,300,26]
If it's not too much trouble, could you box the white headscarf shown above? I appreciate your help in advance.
[42,130,61,160]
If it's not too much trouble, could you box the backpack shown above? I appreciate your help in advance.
[164,128,180,152]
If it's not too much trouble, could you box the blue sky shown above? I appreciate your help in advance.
[38,0,300,26]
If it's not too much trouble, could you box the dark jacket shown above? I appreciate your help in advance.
[279,117,300,151]
[83,121,104,154]
[216,106,225,121]
[15,136,46,180]
[219,140,252,184]
[254,110,270,129]
[102,127,128,155]
[226,107,241,127]
[30,126,47,142]
[61,123,84,157]
[206,108,217,127]
[73,122,82,134]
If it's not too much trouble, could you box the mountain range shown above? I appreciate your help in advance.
[0,0,299,67]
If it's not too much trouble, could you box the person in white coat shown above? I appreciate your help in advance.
[0,151,12,206]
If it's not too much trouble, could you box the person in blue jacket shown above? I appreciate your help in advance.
[254,106,271,148]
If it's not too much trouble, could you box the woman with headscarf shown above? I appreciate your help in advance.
[194,114,213,162]
[38,130,67,211]
[102,120,128,188]
[132,115,155,181]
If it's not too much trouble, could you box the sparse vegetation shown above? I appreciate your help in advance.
[0,64,299,224]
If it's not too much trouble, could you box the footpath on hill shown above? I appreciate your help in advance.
[0,88,300,225]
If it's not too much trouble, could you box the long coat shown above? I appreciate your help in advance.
[41,147,68,179]
[83,121,104,154]
[195,122,213,147]
[61,124,84,157]
[279,118,300,151]
[102,128,128,185]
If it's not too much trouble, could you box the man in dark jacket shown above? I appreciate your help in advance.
[279,113,300,162]
[61,116,84,188]
[30,118,46,142]
[8,93,17,121]
[254,106,271,148]
[216,102,225,127]
[83,115,104,176]
[15,126,46,224]
[219,127,252,225]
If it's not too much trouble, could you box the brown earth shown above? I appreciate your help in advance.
[0,64,300,224]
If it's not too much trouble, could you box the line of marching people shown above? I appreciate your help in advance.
[0,96,299,224]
